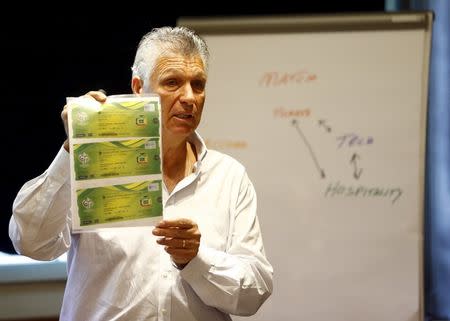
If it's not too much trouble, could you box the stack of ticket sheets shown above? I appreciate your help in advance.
[67,94,163,232]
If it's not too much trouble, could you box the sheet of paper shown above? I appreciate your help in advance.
[67,94,163,232]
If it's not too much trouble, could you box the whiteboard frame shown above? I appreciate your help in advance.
[178,11,433,321]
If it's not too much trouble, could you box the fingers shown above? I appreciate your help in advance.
[61,90,107,128]
[61,104,69,127]
[156,218,195,229]
[156,237,199,249]
[164,247,197,260]
[60,89,107,152]
[84,90,107,103]
[61,105,70,151]
[153,219,200,238]
[158,238,199,266]
[153,218,201,266]
[153,225,200,240]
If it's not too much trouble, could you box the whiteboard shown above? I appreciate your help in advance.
[179,12,432,321]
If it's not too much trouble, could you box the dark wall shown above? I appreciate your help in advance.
[1,3,384,253]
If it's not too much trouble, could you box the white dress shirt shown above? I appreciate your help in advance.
[9,132,273,321]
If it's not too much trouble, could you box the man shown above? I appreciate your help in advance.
[9,26,273,321]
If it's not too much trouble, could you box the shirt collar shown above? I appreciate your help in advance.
[165,131,207,197]
[187,131,208,163]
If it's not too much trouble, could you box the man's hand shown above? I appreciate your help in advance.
[61,90,107,152]
[152,218,201,268]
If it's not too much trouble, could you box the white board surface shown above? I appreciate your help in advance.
[179,13,432,321]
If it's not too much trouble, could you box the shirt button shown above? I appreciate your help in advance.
[162,273,168,278]
[161,308,167,314]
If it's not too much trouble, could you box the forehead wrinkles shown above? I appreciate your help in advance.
[154,55,205,78]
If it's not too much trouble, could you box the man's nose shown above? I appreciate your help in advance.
[180,83,196,104]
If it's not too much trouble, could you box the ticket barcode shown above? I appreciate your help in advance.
[145,140,157,149]
[148,183,159,191]
[144,102,156,112]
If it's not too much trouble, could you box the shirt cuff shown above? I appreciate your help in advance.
[47,146,70,185]
[180,245,218,280]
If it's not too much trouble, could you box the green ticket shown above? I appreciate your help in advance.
[71,99,160,138]
[73,139,161,180]
[77,180,163,226]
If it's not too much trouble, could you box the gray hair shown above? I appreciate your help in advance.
[131,26,209,91]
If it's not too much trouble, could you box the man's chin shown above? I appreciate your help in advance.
[162,128,195,140]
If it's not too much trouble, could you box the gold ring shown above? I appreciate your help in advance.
[183,240,186,248]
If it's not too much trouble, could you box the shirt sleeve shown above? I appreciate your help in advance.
[180,170,274,316]
[9,146,72,261]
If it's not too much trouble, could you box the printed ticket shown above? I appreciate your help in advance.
[77,181,163,226]
[67,94,163,232]
[73,138,161,180]
[70,98,160,138]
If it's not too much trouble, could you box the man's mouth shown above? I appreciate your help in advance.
[175,114,193,119]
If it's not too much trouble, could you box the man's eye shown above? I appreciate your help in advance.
[192,81,205,91]
[165,79,178,87]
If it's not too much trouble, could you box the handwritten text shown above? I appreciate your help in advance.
[324,181,402,204]
[259,71,317,87]
[336,133,374,148]
[274,107,310,118]
[205,139,248,150]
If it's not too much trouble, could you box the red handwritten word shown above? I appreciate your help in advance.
[259,71,317,87]
[273,107,311,118]
[204,139,248,150]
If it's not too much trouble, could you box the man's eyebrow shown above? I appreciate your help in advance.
[160,68,182,75]
[158,69,182,78]
[159,68,206,80]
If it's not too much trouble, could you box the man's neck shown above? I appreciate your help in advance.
[162,136,197,193]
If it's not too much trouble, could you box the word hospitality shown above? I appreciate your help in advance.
[324,181,403,204]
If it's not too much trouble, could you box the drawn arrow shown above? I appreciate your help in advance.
[292,119,326,179]
[350,153,363,179]
[318,119,332,133]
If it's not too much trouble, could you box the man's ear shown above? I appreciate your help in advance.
[131,77,143,94]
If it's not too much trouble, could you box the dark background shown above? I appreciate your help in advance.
[0,2,384,253]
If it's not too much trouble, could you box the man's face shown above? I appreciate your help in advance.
[150,54,207,140]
